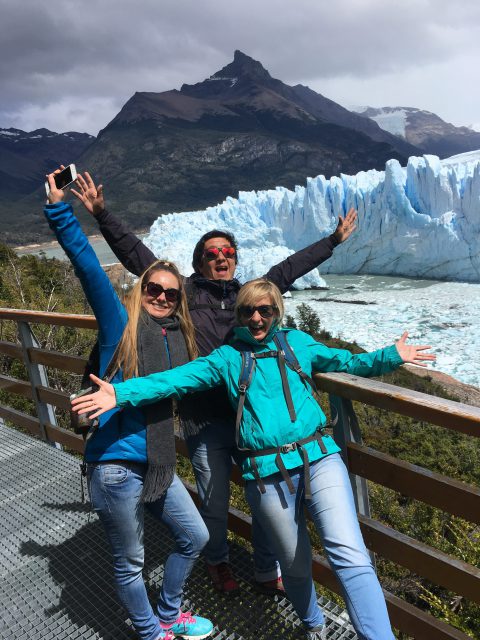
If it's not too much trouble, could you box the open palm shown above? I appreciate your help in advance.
[71,374,116,419]
[71,172,105,216]
[395,332,435,367]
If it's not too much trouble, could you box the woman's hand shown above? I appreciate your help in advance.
[71,172,105,217]
[395,332,436,367]
[71,374,117,419]
[45,166,66,204]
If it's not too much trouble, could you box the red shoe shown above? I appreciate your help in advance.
[206,562,240,595]
[253,575,286,596]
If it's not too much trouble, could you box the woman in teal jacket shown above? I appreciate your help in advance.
[73,279,435,640]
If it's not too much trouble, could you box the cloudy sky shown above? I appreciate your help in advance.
[1,0,479,136]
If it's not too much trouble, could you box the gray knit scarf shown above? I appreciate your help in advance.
[136,311,189,502]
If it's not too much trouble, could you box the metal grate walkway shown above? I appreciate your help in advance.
[0,422,357,640]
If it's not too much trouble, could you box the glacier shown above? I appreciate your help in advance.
[145,150,480,287]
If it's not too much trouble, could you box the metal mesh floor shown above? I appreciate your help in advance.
[0,422,357,640]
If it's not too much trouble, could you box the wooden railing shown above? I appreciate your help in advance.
[1,307,479,640]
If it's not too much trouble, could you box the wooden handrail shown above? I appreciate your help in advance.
[0,308,97,329]
[315,372,480,436]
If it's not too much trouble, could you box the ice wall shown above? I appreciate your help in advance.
[145,151,480,286]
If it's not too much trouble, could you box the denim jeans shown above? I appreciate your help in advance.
[88,462,209,640]
[187,419,279,581]
[245,453,395,640]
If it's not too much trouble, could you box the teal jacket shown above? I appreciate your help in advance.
[114,324,404,480]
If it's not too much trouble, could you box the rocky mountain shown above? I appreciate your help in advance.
[68,51,419,237]
[2,51,419,244]
[0,128,94,201]
[355,106,480,158]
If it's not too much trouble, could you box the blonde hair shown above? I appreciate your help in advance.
[115,260,198,380]
[235,279,284,323]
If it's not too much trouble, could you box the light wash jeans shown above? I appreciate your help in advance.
[88,462,209,640]
[245,453,395,640]
[187,419,280,581]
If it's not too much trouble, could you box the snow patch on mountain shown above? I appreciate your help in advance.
[366,108,408,138]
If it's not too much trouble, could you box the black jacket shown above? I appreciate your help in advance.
[95,208,339,429]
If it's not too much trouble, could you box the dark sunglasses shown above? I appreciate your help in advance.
[238,304,278,319]
[143,281,180,303]
[203,246,236,261]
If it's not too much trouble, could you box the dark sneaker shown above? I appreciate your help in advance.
[161,611,213,640]
[206,562,240,595]
[306,625,327,639]
[253,575,286,596]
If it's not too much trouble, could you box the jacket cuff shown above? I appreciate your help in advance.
[329,233,340,248]
[389,344,405,368]
[94,208,108,222]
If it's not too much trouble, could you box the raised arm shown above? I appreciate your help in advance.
[264,208,357,293]
[72,350,228,418]
[72,172,157,276]
[44,171,126,345]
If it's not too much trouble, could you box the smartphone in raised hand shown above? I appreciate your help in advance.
[45,164,78,195]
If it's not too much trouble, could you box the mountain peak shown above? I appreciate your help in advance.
[211,50,272,82]
[180,51,274,98]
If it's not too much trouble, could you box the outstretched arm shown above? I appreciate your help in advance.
[305,330,434,377]
[72,349,229,419]
[264,208,357,293]
[72,172,157,276]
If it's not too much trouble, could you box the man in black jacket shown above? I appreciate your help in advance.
[72,172,357,595]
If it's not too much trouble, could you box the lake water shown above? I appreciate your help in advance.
[16,243,480,388]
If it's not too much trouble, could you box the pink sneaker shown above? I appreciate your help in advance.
[161,611,214,639]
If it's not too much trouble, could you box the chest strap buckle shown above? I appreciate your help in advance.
[280,442,298,454]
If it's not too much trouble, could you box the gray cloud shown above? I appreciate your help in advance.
[1,0,479,134]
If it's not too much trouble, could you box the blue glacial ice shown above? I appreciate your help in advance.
[145,150,480,286]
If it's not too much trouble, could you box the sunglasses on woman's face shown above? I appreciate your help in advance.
[143,281,180,303]
[203,246,236,261]
[238,304,278,319]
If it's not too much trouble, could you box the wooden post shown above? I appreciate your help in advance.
[17,321,61,449]
[330,394,375,564]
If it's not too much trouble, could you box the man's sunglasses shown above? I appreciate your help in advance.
[143,282,180,303]
[203,246,236,261]
[238,305,278,319]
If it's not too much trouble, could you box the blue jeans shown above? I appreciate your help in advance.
[88,462,209,640]
[187,419,279,581]
[245,454,395,640]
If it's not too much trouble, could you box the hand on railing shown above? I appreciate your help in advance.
[395,331,435,367]
[71,374,116,419]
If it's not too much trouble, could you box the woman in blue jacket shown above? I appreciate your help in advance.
[73,278,434,640]
[45,171,213,640]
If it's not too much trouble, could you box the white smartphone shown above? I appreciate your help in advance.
[45,164,78,195]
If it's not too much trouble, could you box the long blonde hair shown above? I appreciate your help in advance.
[115,260,198,380]
[235,279,284,323]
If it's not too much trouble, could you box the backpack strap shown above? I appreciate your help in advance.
[235,350,256,450]
[273,332,337,427]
